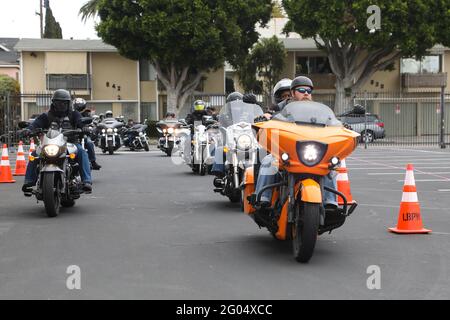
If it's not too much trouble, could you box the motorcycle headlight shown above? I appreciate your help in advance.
[168,128,174,134]
[297,141,328,167]
[237,134,252,150]
[198,134,207,142]
[43,145,60,157]
[102,129,106,133]
[107,128,113,134]
[114,128,118,133]
[139,132,144,136]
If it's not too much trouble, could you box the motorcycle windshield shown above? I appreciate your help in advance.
[156,120,180,129]
[219,101,263,128]
[46,128,61,139]
[100,119,123,129]
[273,101,342,127]
[131,124,147,131]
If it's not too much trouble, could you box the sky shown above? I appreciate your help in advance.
[0,0,99,39]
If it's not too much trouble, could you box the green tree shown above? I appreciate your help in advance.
[272,1,285,18]
[44,5,62,39]
[79,0,100,23]
[95,0,272,114]
[283,0,450,113]
[237,36,286,105]
[0,75,20,96]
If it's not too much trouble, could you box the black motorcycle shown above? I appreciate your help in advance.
[97,118,124,155]
[122,123,150,151]
[19,119,91,218]
[156,120,183,156]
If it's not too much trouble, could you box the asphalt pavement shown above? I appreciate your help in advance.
[1,145,450,299]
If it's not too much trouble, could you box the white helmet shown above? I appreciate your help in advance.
[272,78,292,104]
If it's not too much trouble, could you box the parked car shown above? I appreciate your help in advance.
[337,107,385,143]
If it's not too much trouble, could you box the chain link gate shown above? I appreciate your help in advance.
[0,93,52,150]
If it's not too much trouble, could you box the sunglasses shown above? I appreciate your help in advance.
[295,88,313,94]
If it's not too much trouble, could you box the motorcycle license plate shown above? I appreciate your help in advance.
[107,137,113,141]
[168,137,174,141]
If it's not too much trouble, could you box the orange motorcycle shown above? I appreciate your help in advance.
[243,101,360,263]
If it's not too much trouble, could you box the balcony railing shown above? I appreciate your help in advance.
[402,73,448,88]
[46,74,92,91]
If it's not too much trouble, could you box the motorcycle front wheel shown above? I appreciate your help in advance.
[108,145,114,155]
[144,139,150,152]
[42,172,61,218]
[292,202,320,263]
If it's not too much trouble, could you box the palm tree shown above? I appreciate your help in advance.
[79,0,100,22]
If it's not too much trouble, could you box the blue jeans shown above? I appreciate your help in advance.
[211,146,225,175]
[85,139,96,162]
[25,144,92,185]
[254,154,337,205]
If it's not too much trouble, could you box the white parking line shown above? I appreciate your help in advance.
[397,179,450,182]
[368,172,450,175]
[349,167,450,170]
[347,154,450,160]
[347,158,450,181]
[358,203,448,210]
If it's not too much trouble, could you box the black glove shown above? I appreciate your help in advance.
[20,128,32,138]
[254,115,269,123]
[243,93,257,104]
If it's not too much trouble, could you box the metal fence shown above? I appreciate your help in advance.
[315,90,450,147]
[1,91,450,148]
[0,93,52,148]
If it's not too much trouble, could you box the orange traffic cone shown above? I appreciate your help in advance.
[29,138,36,161]
[388,164,431,234]
[337,159,354,205]
[0,144,16,183]
[14,141,27,176]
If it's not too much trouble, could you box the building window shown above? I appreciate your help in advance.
[88,103,112,116]
[122,102,138,122]
[139,59,156,81]
[401,55,442,74]
[141,102,157,121]
[46,74,91,91]
[296,56,332,75]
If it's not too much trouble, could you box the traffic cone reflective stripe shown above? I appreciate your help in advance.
[29,138,36,161]
[0,144,16,183]
[388,163,431,234]
[337,159,353,205]
[14,141,27,176]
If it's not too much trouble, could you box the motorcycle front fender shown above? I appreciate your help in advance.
[40,164,64,173]
[300,178,322,204]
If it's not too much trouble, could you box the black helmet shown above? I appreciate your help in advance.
[273,78,292,104]
[226,92,243,103]
[105,110,113,118]
[290,76,314,91]
[51,89,71,117]
[193,100,206,112]
[73,98,87,112]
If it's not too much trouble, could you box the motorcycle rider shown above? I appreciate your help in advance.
[210,92,258,177]
[206,106,218,121]
[254,76,338,209]
[185,100,208,126]
[73,98,102,170]
[21,89,93,194]
[270,78,292,113]
[164,112,176,120]
[104,110,114,120]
